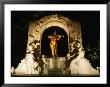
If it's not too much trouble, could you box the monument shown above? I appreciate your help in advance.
[48,31,64,57]
[11,14,100,76]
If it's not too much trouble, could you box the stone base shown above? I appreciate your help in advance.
[11,53,99,76]
[48,68,62,76]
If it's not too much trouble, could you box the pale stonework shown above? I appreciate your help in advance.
[11,14,99,76]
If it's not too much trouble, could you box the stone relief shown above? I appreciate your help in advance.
[11,14,99,76]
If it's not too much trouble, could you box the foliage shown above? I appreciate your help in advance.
[84,41,100,68]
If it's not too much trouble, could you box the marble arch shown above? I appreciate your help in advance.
[12,14,100,76]
[27,14,82,55]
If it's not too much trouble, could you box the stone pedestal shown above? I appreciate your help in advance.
[11,14,100,76]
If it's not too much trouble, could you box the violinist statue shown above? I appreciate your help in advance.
[48,31,64,57]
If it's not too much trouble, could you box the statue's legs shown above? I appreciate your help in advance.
[50,41,58,57]
[52,48,55,57]
[50,43,55,57]
[55,44,57,57]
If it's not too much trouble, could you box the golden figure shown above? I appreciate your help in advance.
[48,32,64,57]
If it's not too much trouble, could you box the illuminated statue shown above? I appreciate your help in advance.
[48,31,64,57]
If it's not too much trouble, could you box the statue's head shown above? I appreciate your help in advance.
[53,31,57,35]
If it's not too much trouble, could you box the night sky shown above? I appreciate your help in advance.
[11,11,100,68]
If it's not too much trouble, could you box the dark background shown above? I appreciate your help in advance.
[11,11,100,69]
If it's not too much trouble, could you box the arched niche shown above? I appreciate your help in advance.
[41,26,69,58]
[27,14,82,58]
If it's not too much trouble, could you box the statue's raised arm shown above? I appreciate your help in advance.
[48,35,52,39]
[57,35,64,40]
[57,35,62,40]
